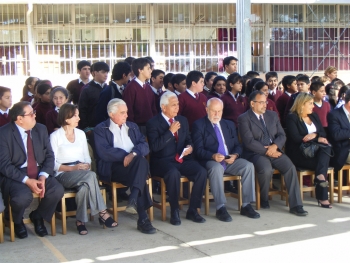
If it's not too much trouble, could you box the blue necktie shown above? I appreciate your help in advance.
[259,115,271,146]
[213,124,226,169]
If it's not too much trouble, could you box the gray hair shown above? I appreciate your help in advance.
[207,97,223,108]
[107,98,126,114]
[160,91,177,107]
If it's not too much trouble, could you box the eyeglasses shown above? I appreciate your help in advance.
[21,110,36,117]
[253,101,268,105]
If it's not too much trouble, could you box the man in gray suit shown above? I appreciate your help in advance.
[238,91,307,216]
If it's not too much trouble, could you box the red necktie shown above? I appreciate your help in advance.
[143,83,147,89]
[169,118,183,163]
[195,93,199,100]
[2,113,7,118]
[25,130,38,179]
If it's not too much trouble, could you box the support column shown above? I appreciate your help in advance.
[236,0,251,74]
[27,3,37,76]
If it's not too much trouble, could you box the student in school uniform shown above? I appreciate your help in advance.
[66,60,91,105]
[207,76,226,99]
[266,71,282,103]
[0,86,12,127]
[171,74,187,96]
[33,83,53,126]
[122,58,157,135]
[163,73,175,93]
[203,72,218,96]
[221,73,249,127]
[220,56,238,78]
[178,71,207,131]
[311,81,331,129]
[20,77,38,103]
[150,69,165,113]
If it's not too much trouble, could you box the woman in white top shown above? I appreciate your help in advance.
[285,93,332,208]
[50,104,117,235]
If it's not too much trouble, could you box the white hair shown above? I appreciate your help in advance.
[160,91,178,108]
[207,97,223,108]
[107,98,126,114]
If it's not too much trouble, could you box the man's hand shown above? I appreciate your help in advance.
[182,145,192,156]
[25,178,43,196]
[212,153,225,163]
[124,153,135,167]
[38,176,46,198]
[225,154,238,165]
[169,120,181,134]
[265,144,281,158]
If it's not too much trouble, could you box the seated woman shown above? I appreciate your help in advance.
[46,86,69,134]
[50,104,118,235]
[285,93,332,208]
[208,76,226,98]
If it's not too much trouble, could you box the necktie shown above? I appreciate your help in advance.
[213,124,226,169]
[157,89,162,95]
[259,115,271,146]
[25,130,38,179]
[169,118,183,163]
[143,83,147,89]
[195,93,199,100]
[2,113,8,118]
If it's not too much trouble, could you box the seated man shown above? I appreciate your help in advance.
[146,91,207,226]
[328,89,350,175]
[192,98,259,221]
[238,91,308,216]
[0,101,64,239]
[94,99,156,234]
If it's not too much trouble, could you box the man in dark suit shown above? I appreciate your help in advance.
[328,89,350,174]
[238,91,307,216]
[0,101,64,239]
[146,91,207,226]
[192,98,259,222]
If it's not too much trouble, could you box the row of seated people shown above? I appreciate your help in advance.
[4,87,348,241]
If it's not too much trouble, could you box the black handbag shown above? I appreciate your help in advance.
[300,141,334,158]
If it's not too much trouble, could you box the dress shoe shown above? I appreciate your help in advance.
[137,218,157,234]
[186,209,206,223]
[125,198,137,214]
[260,200,270,209]
[290,206,308,216]
[29,211,48,237]
[240,204,260,219]
[14,222,28,239]
[170,209,181,225]
[216,206,232,222]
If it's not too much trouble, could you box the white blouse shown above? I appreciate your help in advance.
[305,122,317,134]
[50,127,91,176]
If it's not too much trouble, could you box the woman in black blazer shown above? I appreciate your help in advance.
[285,93,332,208]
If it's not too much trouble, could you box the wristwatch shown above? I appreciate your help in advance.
[132,152,137,156]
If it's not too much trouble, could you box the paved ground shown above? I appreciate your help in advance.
[1,185,350,263]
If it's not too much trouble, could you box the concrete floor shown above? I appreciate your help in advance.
[1,187,350,263]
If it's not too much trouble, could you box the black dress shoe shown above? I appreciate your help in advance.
[240,204,260,219]
[170,209,181,225]
[29,211,48,237]
[137,218,157,234]
[186,209,206,223]
[14,222,28,239]
[216,206,232,222]
[125,198,137,214]
[290,206,308,216]
[261,200,270,209]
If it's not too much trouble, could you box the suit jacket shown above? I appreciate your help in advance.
[192,116,242,167]
[146,113,192,162]
[94,119,149,181]
[238,109,285,160]
[285,112,326,161]
[0,122,55,184]
[327,107,350,171]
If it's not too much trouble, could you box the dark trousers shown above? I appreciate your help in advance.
[249,153,302,209]
[150,158,207,210]
[6,177,64,224]
[111,156,152,211]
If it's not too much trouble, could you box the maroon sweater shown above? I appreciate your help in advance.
[178,91,207,131]
[313,101,330,127]
[66,79,86,105]
[34,101,53,126]
[221,92,249,127]
[123,79,157,125]
[0,113,10,127]
[45,109,59,134]
[268,89,283,103]
[275,93,290,126]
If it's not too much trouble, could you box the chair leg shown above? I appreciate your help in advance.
[50,214,56,236]
[311,174,315,198]
[338,169,343,203]
[237,179,242,210]
[147,178,154,222]
[328,170,334,204]
[204,180,209,216]
[9,204,14,242]
[61,196,67,235]
[298,172,304,201]
[112,184,118,222]
[255,176,260,210]
[0,212,3,243]
[160,179,167,221]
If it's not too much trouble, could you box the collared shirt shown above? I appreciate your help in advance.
[215,92,222,97]
[252,112,272,143]
[0,108,9,115]
[186,89,197,99]
[79,77,90,85]
[229,91,239,102]
[285,91,291,96]
[220,71,229,79]
[269,88,277,95]
[109,120,134,152]
[112,81,124,95]
[174,90,181,96]
[211,120,229,155]
[55,106,59,113]
[28,91,33,97]
[94,81,105,88]
[135,77,146,88]
[150,85,158,95]
[161,113,175,137]
[15,124,49,183]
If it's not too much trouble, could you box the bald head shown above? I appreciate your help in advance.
[206,98,224,124]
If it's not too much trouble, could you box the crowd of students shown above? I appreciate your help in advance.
[0,55,349,239]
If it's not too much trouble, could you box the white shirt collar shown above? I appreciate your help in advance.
[252,110,263,121]
[229,91,239,101]
[28,91,33,96]
[285,91,291,96]
[161,112,174,125]
[94,80,105,88]
[269,88,277,95]
[55,106,60,112]
[150,85,158,94]
[79,77,90,84]
[112,81,124,92]
[0,108,9,115]
[15,123,27,139]
[186,89,197,98]
[174,90,181,95]
[135,77,146,88]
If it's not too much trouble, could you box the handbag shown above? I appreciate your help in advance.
[300,141,334,158]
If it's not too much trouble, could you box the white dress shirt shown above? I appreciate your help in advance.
[109,120,134,152]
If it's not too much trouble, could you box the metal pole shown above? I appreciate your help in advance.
[236,0,251,74]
